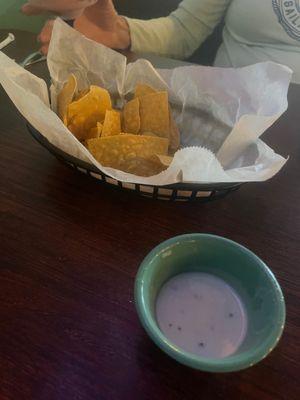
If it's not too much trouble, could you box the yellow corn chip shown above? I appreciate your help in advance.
[74,88,90,101]
[63,114,68,127]
[134,83,157,98]
[57,74,77,120]
[97,122,103,136]
[67,85,112,141]
[153,154,173,167]
[102,110,121,137]
[123,98,140,134]
[86,134,169,176]
[139,91,170,139]
[119,157,168,177]
[86,122,103,140]
[141,132,158,137]
[143,112,180,153]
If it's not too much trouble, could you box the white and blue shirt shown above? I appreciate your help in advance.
[127,0,300,83]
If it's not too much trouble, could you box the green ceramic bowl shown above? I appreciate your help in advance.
[135,234,285,372]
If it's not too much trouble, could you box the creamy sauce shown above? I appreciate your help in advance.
[156,272,247,359]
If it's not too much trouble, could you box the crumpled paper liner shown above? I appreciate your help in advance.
[0,19,292,185]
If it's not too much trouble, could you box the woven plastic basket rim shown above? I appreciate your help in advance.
[26,123,242,192]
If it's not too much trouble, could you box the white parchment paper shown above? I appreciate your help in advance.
[0,19,292,185]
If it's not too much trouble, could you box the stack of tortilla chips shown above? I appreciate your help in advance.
[58,75,180,177]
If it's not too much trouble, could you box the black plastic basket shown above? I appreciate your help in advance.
[27,123,241,202]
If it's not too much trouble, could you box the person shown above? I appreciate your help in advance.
[22,0,98,19]
[22,0,300,83]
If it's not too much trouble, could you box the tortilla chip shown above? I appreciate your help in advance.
[141,132,158,137]
[67,85,112,141]
[86,134,169,176]
[143,113,180,153]
[102,110,121,137]
[154,154,173,167]
[169,107,180,154]
[119,156,168,177]
[139,91,170,139]
[74,88,90,101]
[63,114,68,127]
[123,98,140,134]
[134,83,157,98]
[86,122,103,140]
[57,74,77,120]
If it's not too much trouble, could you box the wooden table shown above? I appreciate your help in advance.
[0,30,299,400]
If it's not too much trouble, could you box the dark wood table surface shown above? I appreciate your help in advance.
[0,30,299,400]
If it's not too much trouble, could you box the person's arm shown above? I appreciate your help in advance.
[126,0,231,59]
[35,0,130,54]
[34,0,230,57]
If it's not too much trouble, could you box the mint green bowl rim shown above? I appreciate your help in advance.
[134,234,286,372]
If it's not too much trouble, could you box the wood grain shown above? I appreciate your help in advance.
[0,30,299,400]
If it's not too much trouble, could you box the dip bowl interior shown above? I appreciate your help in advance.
[135,234,285,372]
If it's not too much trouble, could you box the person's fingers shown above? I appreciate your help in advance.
[21,3,46,16]
[40,44,49,55]
[38,20,54,55]
[37,20,55,45]
[22,1,97,16]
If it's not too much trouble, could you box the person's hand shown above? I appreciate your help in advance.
[21,0,97,17]
[37,19,55,55]
[75,0,130,49]
[37,0,131,55]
